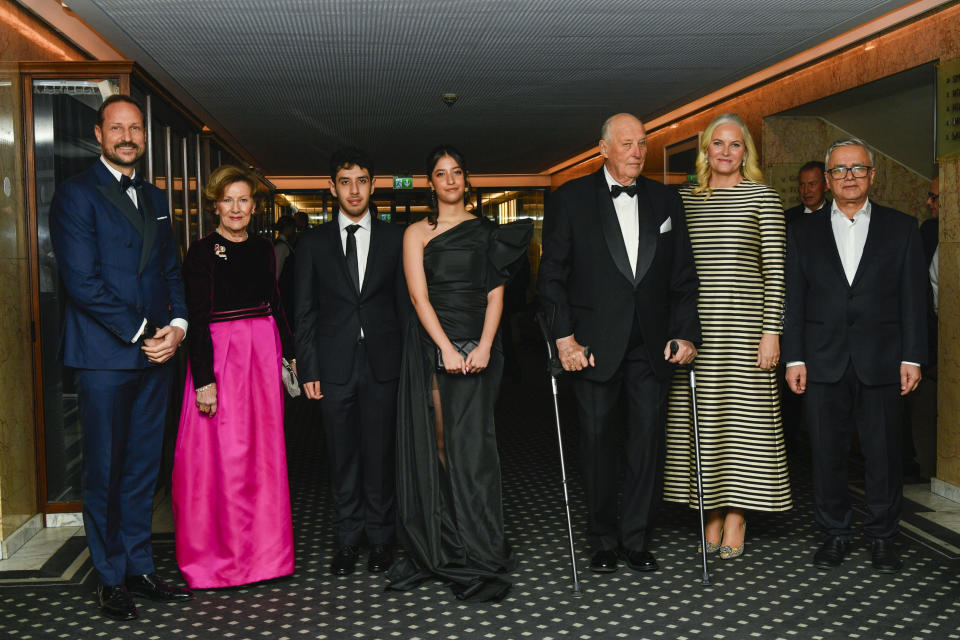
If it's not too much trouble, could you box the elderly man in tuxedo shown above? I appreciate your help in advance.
[49,95,193,619]
[784,137,927,573]
[538,113,700,574]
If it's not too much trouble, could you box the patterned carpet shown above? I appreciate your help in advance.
[2,338,959,639]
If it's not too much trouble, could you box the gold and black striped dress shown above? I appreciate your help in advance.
[663,181,792,512]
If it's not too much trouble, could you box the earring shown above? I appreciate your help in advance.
[430,189,437,209]
[741,158,746,168]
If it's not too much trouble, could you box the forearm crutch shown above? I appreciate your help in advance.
[671,340,711,585]
[536,311,582,596]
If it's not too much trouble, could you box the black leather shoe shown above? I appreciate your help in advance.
[367,544,393,573]
[871,538,902,574]
[589,549,619,573]
[330,546,360,576]
[624,549,659,572]
[125,573,193,602]
[97,584,137,620]
[812,536,848,569]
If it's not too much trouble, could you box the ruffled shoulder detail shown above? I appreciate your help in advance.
[486,218,534,291]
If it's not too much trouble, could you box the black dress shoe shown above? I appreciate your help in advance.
[125,573,194,602]
[812,536,848,569]
[367,544,393,573]
[870,538,903,574]
[97,584,137,620]
[330,546,360,576]
[589,549,619,573]
[624,549,659,572]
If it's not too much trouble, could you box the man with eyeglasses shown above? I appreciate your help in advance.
[783,137,927,574]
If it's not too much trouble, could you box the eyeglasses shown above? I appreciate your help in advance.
[826,165,872,179]
[927,192,939,202]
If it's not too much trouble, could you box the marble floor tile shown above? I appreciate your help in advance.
[0,526,81,571]
[917,511,960,533]
[904,483,960,512]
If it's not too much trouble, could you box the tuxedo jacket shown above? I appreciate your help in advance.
[538,169,700,382]
[784,201,829,226]
[294,217,408,385]
[782,201,927,385]
[49,160,187,370]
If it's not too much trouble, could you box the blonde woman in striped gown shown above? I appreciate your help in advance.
[664,113,792,559]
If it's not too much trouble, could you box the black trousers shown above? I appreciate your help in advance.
[805,361,903,540]
[320,341,398,548]
[572,328,669,552]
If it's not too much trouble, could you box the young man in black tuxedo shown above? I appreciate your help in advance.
[538,113,700,574]
[294,148,407,576]
[784,137,927,574]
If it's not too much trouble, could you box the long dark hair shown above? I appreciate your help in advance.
[425,144,475,227]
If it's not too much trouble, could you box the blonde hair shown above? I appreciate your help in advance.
[691,113,763,198]
[203,165,262,212]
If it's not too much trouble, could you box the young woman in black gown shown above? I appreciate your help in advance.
[387,146,531,601]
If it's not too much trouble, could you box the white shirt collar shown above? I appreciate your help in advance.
[338,210,371,232]
[100,156,137,183]
[602,165,635,193]
[803,200,826,214]
[830,199,871,221]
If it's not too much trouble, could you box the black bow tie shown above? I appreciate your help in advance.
[119,174,143,193]
[610,183,637,198]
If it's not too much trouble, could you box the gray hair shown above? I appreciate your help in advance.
[825,137,875,167]
[600,115,616,142]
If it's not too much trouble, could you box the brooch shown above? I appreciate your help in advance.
[214,244,227,260]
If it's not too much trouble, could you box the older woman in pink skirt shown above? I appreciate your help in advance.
[172,165,295,588]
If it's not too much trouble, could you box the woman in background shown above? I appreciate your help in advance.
[172,165,296,587]
[663,113,792,559]
[387,145,531,601]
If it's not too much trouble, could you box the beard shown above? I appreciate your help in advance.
[102,142,145,168]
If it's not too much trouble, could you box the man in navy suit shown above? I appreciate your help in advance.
[784,137,927,574]
[294,147,407,577]
[49,95,193,619]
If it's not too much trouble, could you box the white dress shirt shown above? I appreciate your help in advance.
[830,199,871,285]
[100,157,188,342]
[603,166,639,276]
[338,210,372,289]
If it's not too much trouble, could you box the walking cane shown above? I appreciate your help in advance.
[671,340,711,585]
[536,311,582,596]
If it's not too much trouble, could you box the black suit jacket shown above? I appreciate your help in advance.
[784,201,829,226]
[294,217,408,385]
[783,201,927,385]
[538,169,700,382]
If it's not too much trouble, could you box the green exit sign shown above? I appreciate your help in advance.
[393,176,413,189]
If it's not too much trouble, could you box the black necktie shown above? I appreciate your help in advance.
[345,224,361,294]
[610,183,637,198]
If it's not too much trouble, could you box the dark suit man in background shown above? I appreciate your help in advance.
[294,148,407,576]
[49,95,193,620]
[538,113,700,574]
[784,137,927,574]
[784,160,829,225]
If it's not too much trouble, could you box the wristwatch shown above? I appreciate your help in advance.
[142,320,158,341]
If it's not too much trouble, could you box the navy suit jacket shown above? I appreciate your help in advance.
[538,169,700,382]
[782,201,927,385]
[49,160,187,370]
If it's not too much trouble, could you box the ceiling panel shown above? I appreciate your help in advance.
[67,0,921,175]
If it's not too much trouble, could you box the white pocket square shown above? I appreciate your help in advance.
[156,216,168,221]
[659,217,672,233]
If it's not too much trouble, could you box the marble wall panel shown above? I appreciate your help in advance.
[0,68,38,541]
[938,158,960,487]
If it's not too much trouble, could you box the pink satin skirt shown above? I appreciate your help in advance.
[172,315,294,588]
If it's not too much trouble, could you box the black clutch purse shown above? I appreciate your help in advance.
[435,339,480,373]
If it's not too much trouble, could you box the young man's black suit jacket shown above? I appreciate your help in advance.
[783,200,927,540]
[537,168,699,553]
[293,215,408,548]
[294,218,408,386]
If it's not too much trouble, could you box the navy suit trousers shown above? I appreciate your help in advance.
[75,365,171,585]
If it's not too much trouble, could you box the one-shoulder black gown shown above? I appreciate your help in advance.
[387,216,532,601]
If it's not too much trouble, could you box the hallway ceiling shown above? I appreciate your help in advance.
[64,0,923,176]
